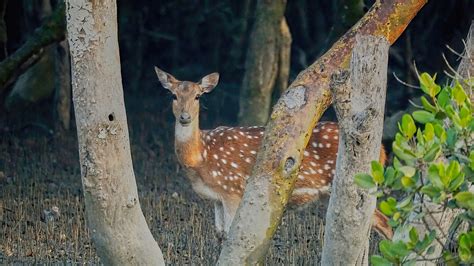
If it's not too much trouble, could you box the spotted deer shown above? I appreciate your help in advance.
[155,67,392,239]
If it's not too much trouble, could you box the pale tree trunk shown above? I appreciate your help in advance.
[321,35,389,265]
[66,0,164,264]
[218,1,426,264]
[238,0,288,126]
[405,21,474,265]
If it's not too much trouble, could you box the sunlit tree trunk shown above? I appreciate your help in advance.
[218,1,426,264]
[66,0,164,264]
[321,34,389,265]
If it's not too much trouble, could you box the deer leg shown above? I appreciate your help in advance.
[214,201,224,233]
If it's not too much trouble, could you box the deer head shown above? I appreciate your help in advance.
[154,67,220,127]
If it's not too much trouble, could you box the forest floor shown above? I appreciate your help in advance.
[0,93,381,265]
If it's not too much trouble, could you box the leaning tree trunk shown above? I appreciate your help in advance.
[218,1,426,264]
[321,35,389,265]
[238,0,289,126]
[65,0,164,264]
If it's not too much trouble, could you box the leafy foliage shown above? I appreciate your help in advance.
[355,73,473,265]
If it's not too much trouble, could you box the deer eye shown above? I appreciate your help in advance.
[172,94,177,100]
[195,95,200,100]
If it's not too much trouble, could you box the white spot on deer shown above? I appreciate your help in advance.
[334,135,339,140]
[223,185,228,190]
[213,154,219,160]
[324,164,331,170]
[231,162,239,169]
[221,159,227,164]
[304,151,309,156]
[244,143,249,147]
[314,155,320,160]
[310,161,317,167]
[219,147,224,151]
[203,150,207,158]
[312,142,318,148]
[293,188,320,196]
[298,175,305,180]
[245,158,252,163]
[212,171,218,177]
[323,135,329,140]
[318,143,324,148]
[230,146,235,151]
[250,150,256,154]
[326,143,331,148]
[318,169,324,174]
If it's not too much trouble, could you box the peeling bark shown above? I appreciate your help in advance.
[321,35,389,265]
[238,0,288,126]
[218,1,426,264]
[66,0,164,264]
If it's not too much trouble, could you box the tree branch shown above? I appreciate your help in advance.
[0,1,65,92]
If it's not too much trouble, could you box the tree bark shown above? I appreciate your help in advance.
[218,1,426,265]
[54,39,71,131]
[321,35,389,266]
[0,1,64,91]
[274,18,292,96]
[238,0,288,126]
[66,0,164,264]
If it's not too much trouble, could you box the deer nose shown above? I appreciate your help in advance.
[179,112,192,125]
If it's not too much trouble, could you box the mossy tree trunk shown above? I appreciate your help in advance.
[321,35,389,265]
[218,1,426,264]
[66,0,164,264]
[238,0,290,126]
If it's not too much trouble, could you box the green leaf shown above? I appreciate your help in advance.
[412,110,435,124]
[392,143,416,162]
[409,227,419,244]
[448,172,465,192]
[421,185,441,199]
[423,123,435,142]
[446,128,458,149]
[384,167,397,186]
[452,82,467,105]
[400,114,417,139]
[380,201,395,216]
[446,161,461,180]
[420,96,437,112]
[469,151,474,171]
[401,176,415,188]
[423,143,441,162]
[459,246,472,262]
[399,166,416,177]
[419,73,441,97]
[433,124,447,143]
[371,161,385,184]
[455,191,474,210]
[354,173,376,189]
[370,255,393,266]
[428,164,444,188]
[397,196,413,209]
[437,87,450,108]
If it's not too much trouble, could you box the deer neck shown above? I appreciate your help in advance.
[174,118,203,168]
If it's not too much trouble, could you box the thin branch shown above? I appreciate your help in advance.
[393,72,419,89]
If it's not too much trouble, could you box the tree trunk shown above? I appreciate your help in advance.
[65,0,164,264]
[321,34,389,265]
[54,39,71,131]
[274,18,292,96]
[218,1,426,264]
[238,0,288,126]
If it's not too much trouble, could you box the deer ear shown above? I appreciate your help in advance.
[199,73,219,93]
[154,66,178,91]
